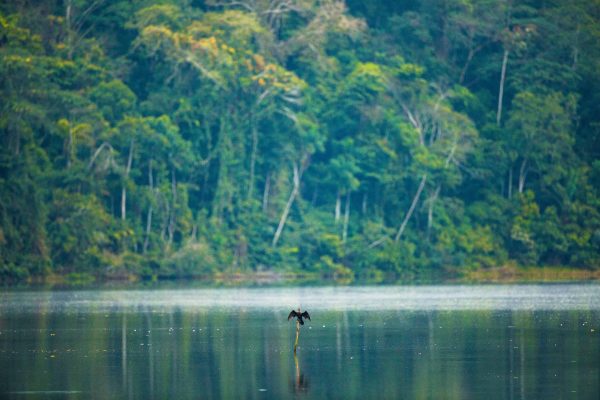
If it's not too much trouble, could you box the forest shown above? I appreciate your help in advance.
[1,0,599,282]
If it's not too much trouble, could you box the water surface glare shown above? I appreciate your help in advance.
[1,284,599,399]
[2,284,600,313]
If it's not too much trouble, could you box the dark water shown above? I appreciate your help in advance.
[1,285,599,399]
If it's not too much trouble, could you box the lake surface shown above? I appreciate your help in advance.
[1,285,599,399]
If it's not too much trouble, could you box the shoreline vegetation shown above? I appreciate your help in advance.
[2,1,600,284]
[12,265,600,288]
[460,265,600,283]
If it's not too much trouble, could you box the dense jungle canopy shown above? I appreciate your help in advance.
[1,0,600,281]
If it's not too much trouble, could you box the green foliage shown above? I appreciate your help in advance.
[1,1,600,282]
[47,190,112,272]
[158,241,217,278]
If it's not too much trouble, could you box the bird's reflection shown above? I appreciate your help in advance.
[290,354,310,394]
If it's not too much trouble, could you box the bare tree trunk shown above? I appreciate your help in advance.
[459,42,477,85]
[66,123,73,168]
[518,159,528,193]
[167,168,177,248]
[200,119,212,203]
[65,0,105,60]
[248,123,258,199]
[161,197,169,244]
[439,7,449,61]
[367,235,389,250]
[400,103,424,146]
[342,191,350,244]
[335,190,341,223]
[272,162,301,247]
[508,167,513,199]
[395,175,427,242]
[66,0,73,60]
[211,115,229,221]
[13,125,20,156]
[143,204,153,254]
[572,24,580,70]
[121,138,134,220]
[262,172,271,212]
[121,186,127,221]
[87,141,112,170]
[311,185,318,206]
[497,49,509,126]
[143,160,153,254]
[362,192,367,214]
[426,185,441,239]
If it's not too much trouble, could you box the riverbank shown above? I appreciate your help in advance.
[5,264,599,288]
[458,265,600,283]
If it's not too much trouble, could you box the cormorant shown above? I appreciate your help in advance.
[288,309,311,325]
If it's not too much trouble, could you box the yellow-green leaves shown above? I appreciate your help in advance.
[347,62,387,94]
[0,14,42,50]
[133,4,186,31]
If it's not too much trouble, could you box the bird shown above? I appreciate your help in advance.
[288,309,311,325]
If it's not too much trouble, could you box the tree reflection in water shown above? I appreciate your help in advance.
[1,288,599,399]
[291,354,310,394]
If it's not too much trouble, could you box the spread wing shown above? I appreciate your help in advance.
[301,311,310,321]
[288,310,298,320]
